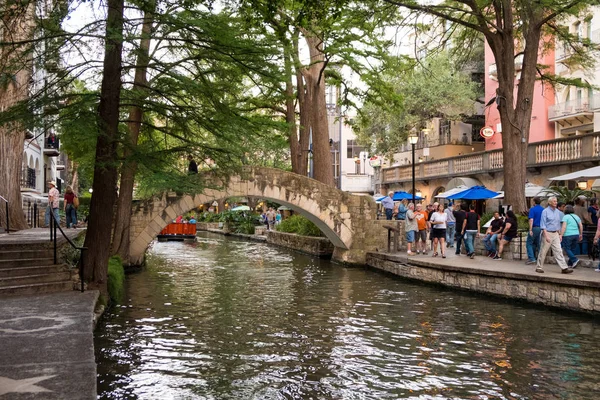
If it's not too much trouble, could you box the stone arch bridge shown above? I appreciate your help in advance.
[128,167,392,265]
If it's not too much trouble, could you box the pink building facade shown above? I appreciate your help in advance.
[484,42,556,150]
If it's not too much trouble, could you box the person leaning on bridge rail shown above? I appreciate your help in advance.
[381,192,395,220]
[395,199,408,221]
[405,203,418,256]
[414,203,429,255]
[526,197,544,265]
[535,196,573,274]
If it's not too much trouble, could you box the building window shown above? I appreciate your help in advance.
[346,139,364,159]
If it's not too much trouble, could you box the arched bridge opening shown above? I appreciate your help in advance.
[128,167,388,265]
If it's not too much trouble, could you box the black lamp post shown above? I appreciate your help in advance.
[408,132,419,204]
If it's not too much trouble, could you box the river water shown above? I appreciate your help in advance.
[96,232,600,399]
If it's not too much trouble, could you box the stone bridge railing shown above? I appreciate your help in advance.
[382,132,600,184]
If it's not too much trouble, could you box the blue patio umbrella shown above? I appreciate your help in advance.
[392,191,423,201]
[446,185,500,200]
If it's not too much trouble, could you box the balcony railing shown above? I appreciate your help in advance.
[381,132,600,184]
[21,167,36,189]
[43,136,60,157]
[548,94,600,119]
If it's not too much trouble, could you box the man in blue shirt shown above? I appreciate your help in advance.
[526,197,544,265]
[536,196,573,274]
[381,191,395,220]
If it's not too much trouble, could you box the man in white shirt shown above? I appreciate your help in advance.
[45,181,60,227]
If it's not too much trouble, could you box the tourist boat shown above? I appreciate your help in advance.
[157,222,197,242]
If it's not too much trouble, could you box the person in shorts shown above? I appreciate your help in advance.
[494,210,518,260]
[414,203,429,255]
[405,203,418,256]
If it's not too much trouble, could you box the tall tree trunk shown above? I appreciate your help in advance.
[0,1,34,231]
[488,28,538,213]
[303,33,333,186]
[284,42,300,174]
[293,35,309,176]
[82,0,125,292]
[112,2,154,260]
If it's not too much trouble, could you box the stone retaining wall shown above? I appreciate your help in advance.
[367,252,600,314]
[196,222,220,230]
[267,231,335,257]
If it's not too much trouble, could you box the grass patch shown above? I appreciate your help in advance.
[108,255,125,304]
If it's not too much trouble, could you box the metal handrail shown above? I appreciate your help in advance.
[0,195,8,234]
[49,215,88,292]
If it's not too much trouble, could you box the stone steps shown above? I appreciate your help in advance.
[0,271,71,287]
[0,240,75,297]
[0,280,74,297]
[0,264,65,278]
[0,257,55,269]
[0,248,53,260]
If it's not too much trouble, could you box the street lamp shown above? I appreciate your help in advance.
[408,132,419,204]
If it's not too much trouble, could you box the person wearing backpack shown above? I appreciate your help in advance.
[63,185,79,228]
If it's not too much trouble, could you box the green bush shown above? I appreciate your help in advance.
[276,215,323,237]
[516,215,529,231]
[235,215,256,234]
[107,255,125,304]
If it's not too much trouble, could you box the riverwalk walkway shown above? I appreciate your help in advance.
[367,250,600,314]
[0,290,98,399]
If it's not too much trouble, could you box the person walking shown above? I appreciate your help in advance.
[430,203,448,258]
[461,203,480,259]
[45,181,60,227]
[445,203,456,248]
[493,211,518,260]
[382,191,395,220]
[526,197,544,265]
[405,203,418,256]
[536,196,573,274]
[63,186,78,228]
[453,203,467,255]
[560,205,583,268]
[483,212,503,257]
[414,203,429,255]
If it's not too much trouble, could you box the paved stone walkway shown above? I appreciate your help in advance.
[384,249,600,283]
[0,290,98,399]
[0,228,82,246]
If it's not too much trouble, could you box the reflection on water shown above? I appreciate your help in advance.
[96,232,600,399]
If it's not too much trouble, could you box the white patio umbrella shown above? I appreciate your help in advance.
[493,183,548,199]
[549,166,600,181]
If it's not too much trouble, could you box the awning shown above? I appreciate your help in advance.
[446,177,482,190]
[549,166,600,181]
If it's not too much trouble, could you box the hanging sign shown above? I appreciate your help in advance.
[369,156,381,167]
[480,126,495,139]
